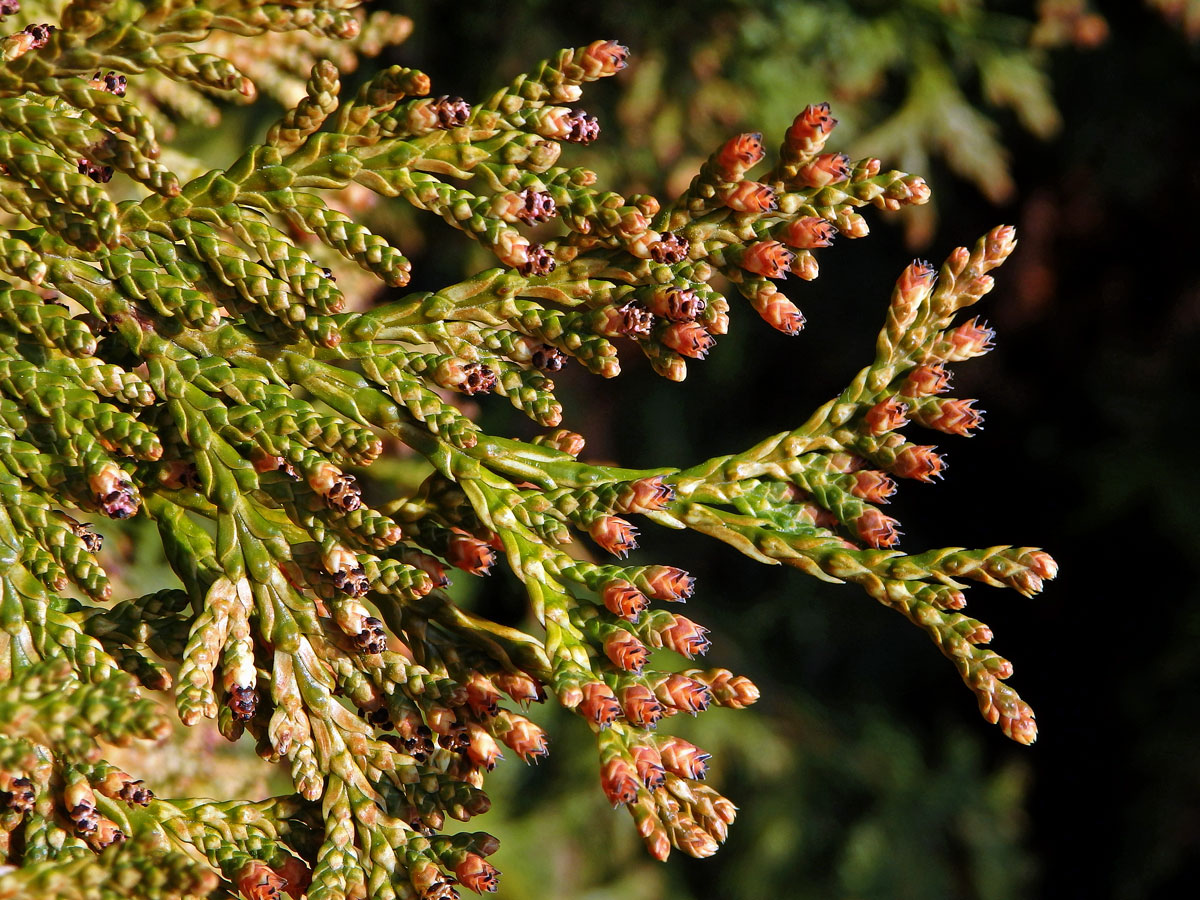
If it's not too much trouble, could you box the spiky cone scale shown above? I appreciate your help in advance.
[619,684,665,729]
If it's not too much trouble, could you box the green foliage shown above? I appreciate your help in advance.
[0,2,1056,898]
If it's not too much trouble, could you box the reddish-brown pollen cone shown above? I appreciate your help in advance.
[656,673,712,714]
[630,744,667,788]
[620,684,665,728]
[855,507,902,548]
[604,630,649,673]
[446,533,497,575]
[466,722,505,770]
[900,363,951,397]
[658,615,711,658]
[579,681,622,728]
[1019,550,1058,581]
[499,714,549,762]
[580,39,630,77]
[892,445,945,482]
[601,757,641,806]
[465,672,502,717]
[660,320,715,359]
[786,102,837,146]
[863,397,909,435]
[740,240,795,279]
[781,216,837,249]
[641,565,694,601]
[616,476,675,513]
[456,853,501,894]
[850,470,897,504]
[714,132,766,181]
[603,580,650,620]
[751,286,805,335]
[923,398,983,436]
[658,736,711,780]
[948,318,995,360]
[720,181,777,213]
[796,152,851,188]
[590,516,638,557]
[237,861,287,900]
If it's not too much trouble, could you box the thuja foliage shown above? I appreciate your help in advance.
[0,2,1057,898]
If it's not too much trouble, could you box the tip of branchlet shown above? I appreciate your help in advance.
[781,216,837,249]
[620,684,665,728]
[787,102,837,144]
[579,681,622,728]
[863,397,909,436]
[855,507,902,549]
[655,673,712,714]
[796,152,851,188]
[581,39,630,77]
[602,580,650,620]
[617,476,675,513]
[237,861,287,900]
[604,630,649,673]
[892,445,945,482]
[740,240,794,280]
[456,853,501,894]
[660,321,715,359]
[714,132,766,181]
[600,757,640,806]
[590,516,638,557]
[985,224,1018,265]
[721,180,777,213]
[658,735,710,779]
[641,565,694,601]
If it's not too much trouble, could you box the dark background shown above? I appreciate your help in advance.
[333,3,1200,897]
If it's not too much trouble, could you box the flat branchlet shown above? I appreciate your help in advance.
[0,3,1054,897]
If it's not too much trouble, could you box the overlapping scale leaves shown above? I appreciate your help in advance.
[1,4,1054,898]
